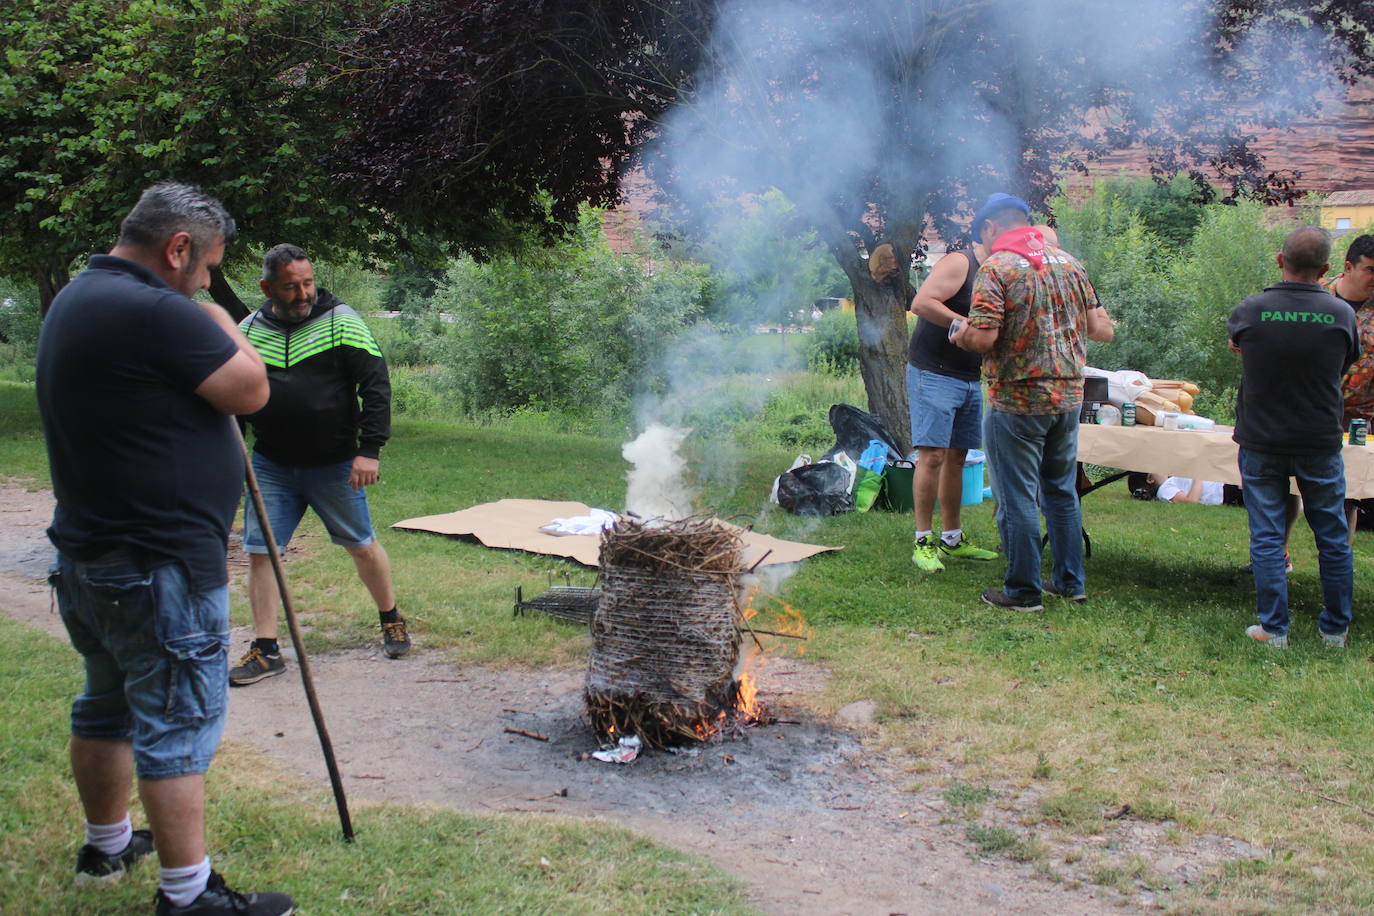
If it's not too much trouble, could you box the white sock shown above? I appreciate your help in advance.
[914,529,933,542]
[84,815,132,855]
[942,528,963,547]
[160,857,212,908]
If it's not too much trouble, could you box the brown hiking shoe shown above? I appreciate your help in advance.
[229,645,286,686]
[381,616,411,658]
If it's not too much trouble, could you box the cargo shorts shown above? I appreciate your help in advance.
[51,551,229,779]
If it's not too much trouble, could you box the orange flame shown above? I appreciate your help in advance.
[687,581,813,742]
[736,669,761,718]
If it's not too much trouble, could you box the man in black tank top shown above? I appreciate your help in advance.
[904,199,1020,571]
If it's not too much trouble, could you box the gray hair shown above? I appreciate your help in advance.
[262,243,311,282]
[117,183,236,262]
[1282,226,1331,278]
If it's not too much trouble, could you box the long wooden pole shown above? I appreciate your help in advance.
[236,427,355,842]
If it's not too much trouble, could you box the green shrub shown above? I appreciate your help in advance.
[804,309,860,372]
[0,278,40,382]
[667,189,848,326]
[388,365,451,418]
[1080,219,1190,379]
[433,208,711,414]
[1169,202,1285,393]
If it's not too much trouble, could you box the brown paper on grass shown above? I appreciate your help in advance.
[391,498,841,568]
[1077,424,1374,498]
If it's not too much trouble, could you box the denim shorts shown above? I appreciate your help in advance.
[907,365,983,450]
[51,551,229,779]
[243,453,376,554]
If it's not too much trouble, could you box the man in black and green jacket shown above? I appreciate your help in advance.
[230,244,410,686]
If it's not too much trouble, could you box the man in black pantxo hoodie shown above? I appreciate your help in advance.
[1229,225,1359,650]
[230,244,411,686]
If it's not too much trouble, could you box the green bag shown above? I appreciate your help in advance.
[879,460,915,513]
[852,464,885,512]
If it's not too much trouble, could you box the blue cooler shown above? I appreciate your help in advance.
[961,450,987,506]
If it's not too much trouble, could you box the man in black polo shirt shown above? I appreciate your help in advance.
[1228,225,1359,650]
[38,183,293,914]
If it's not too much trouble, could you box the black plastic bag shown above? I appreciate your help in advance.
[821,404,903,464]
[776,462,855,517]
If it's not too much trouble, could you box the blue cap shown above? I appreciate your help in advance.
[972,193,1031,237]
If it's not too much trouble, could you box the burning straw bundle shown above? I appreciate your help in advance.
[586,516,745,748]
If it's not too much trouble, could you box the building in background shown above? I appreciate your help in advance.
[1320,190,1374,238]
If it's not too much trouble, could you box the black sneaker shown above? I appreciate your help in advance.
[229,646,286,686]
[1043,585,1087,604]
[980,587,1043,612]
[75,829,154,884]
[155,871,294,915]
[381,616,411,659]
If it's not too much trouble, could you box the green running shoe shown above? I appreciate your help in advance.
[911,536,945,572]
[938,535,998,561]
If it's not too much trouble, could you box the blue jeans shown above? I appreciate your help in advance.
[983,409,1084,601]
[51,551,229,778]
[243,453,376,553]
[907,365,982,450]
[1238,448,1352,636]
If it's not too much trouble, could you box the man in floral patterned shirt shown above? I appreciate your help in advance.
[1322,234,1374,542]
[951,196,1114,611]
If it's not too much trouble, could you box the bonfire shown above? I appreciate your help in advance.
[585,515,762,748]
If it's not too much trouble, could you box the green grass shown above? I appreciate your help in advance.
[966,823,1041,862]
[0,614,751,914]
[8,375,1374,913]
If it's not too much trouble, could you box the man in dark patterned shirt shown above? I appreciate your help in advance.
[952,196,1114,611]
[1320,233,1374,542]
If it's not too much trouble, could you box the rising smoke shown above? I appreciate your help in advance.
[627,0,1338,517]
[623,422,695,521]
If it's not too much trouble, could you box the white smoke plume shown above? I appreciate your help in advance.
[623,422,695,521]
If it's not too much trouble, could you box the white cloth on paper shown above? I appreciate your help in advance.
[1084,366,1151,406]
[1156,477,1224,506]
[542,508,618,535]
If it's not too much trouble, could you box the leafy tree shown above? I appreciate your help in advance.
[337,0,1374,445]
[0,0,390,316]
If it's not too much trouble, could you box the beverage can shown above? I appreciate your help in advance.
[1079,402,1098,424]
[1122,402,1136,426]
[1351,419,1368,446]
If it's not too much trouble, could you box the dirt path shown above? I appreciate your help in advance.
[1,483,1252,914]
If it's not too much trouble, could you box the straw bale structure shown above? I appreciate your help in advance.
[586,516,745,748]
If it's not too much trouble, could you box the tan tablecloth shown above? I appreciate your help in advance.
[1077,424,1374,498]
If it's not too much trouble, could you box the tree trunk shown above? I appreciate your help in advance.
[36,260,71,319]
[821,229,917,452]
[208,267,250,322]
[847,268,914,451]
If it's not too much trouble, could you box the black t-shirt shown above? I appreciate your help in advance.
[1228,281,1360,455]
[908,249,982,381]
[37,255,242,590]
